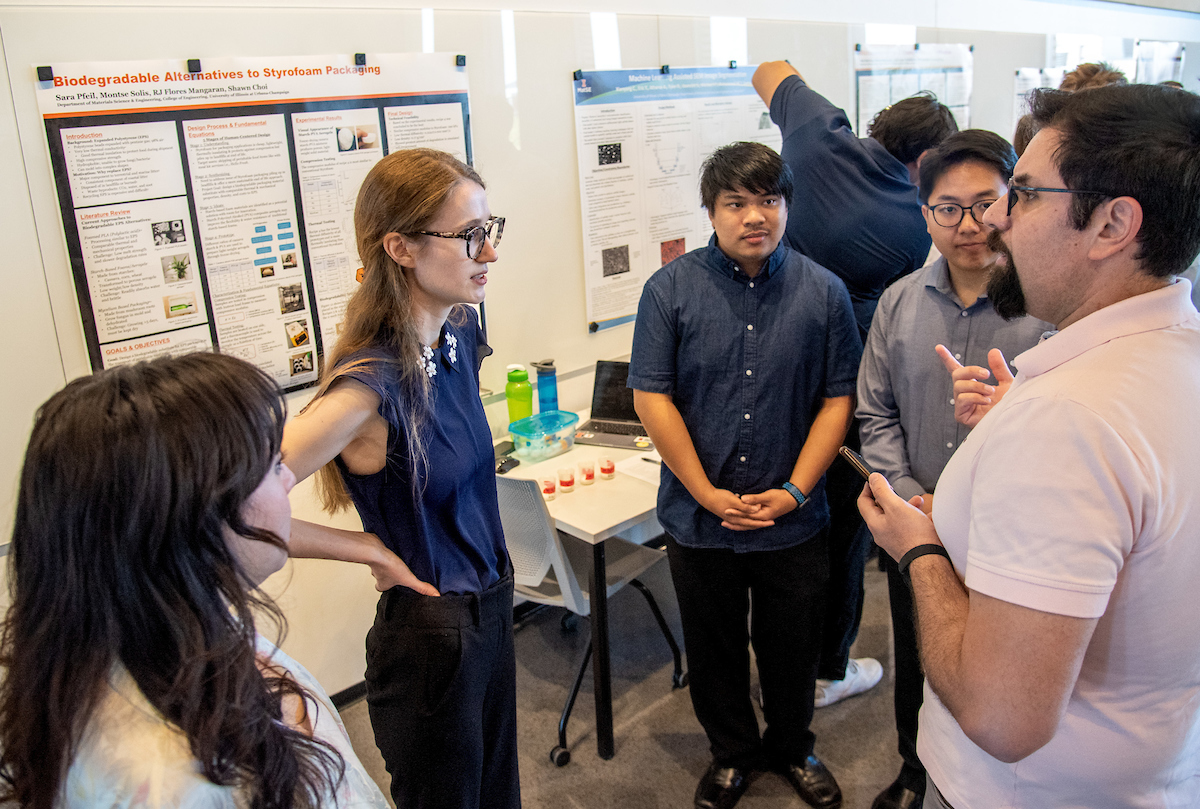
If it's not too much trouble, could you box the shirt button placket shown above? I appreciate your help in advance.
[738,282,757,492]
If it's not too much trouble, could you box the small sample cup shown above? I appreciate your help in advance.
[557,467,575,493]
[579,460,596,485]
[540,476,556,501]
[598,456,616,479]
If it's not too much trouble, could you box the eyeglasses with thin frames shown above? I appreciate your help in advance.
[413,215,505,259]
[928,199,997,228]
[1006,178,1108,217]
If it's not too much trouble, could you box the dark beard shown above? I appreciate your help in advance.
[986,229,1027,320]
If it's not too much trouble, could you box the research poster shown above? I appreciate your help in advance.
[1134,40,1185,84]
[572,66,782,332]
[38,53,471,389]
[854,44,972,133]
[1013,67,1067,123]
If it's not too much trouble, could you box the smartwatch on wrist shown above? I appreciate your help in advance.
[781,481,807,509]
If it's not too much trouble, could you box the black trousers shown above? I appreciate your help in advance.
[817,424,873,681]
[883,553,928,793]
[364,575,521,809]
[666,530,829,771]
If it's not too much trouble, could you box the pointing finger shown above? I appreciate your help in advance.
[935,344,963,373]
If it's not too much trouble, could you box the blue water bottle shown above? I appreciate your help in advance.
[532,359,558,413]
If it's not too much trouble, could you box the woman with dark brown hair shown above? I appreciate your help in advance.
[282,148,517,809]
[0,352,389,809]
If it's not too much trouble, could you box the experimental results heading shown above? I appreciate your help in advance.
[49,63,382,90]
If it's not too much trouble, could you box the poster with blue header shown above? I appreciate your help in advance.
[572,66,781,332]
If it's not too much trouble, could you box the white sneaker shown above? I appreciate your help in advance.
[814,657,883,708]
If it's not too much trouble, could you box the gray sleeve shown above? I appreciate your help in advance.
[856,289,927,501]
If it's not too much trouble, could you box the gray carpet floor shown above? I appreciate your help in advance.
[341,560,902,809]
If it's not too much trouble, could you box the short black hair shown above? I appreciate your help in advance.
[1028,85,1200,278]
[699,141,794,212]
[918,129,1017,204]
[868,92,959,166]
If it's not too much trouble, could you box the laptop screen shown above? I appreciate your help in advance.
[590,361,639,422]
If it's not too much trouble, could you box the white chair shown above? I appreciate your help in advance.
[496,474,687,766]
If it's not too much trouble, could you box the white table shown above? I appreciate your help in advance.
[504,442,662,760]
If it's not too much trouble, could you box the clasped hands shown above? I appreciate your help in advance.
[704,486,798,531]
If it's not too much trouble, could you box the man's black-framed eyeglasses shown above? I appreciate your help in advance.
[413,215,505,259]
[929,199,996,228]
[1006,179,1108,216]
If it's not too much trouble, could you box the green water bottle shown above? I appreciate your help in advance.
[505,364,533,426]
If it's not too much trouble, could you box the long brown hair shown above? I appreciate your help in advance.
[313,148,484,512]
[0,353,344,809]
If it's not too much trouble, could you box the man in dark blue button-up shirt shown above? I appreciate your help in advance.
[629,142,861,809]
[753,60,959,711]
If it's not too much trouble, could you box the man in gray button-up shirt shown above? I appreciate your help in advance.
[856,130,1049,809]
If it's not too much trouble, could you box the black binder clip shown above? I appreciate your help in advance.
[187,59,202,74]
[37,66,53,82]
[456,55,467,67]
[355,53,366,66]
[661,65,670,74]
[729,60,737,69]
[574,69,583,81]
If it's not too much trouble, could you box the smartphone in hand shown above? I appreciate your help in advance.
[838,446,875,481]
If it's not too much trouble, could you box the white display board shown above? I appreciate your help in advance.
[37,52,470,390]
[571,65,781,332]
[1135,40,1185,84]
[854,43,972,132]
[1012,66,1066,123]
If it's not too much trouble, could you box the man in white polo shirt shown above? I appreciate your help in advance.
[859,83,1200,808]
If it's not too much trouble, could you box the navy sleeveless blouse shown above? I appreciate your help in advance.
[335,308,508,594]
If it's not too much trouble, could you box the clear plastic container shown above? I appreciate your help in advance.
[508,411,580,461]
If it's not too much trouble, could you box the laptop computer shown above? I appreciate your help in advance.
[574,360,654,451]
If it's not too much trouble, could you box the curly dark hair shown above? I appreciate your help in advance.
[0,352,345,809]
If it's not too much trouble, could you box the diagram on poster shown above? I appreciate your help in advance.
[38,53,471,389]
[572,66,781,332]
[854,44,972,134]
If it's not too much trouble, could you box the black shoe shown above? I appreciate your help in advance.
[694,762,752,809]
[778,755,842,809]
[871,778,923,809]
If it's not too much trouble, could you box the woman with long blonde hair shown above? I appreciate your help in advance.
[282,148,517,809]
